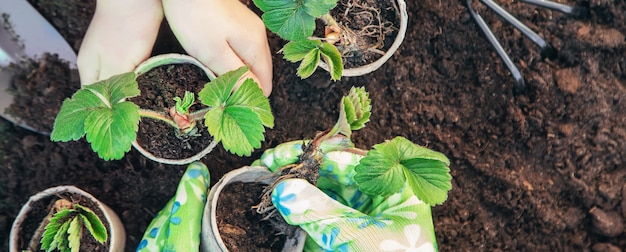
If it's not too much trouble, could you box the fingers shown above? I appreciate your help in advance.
[257,140,307,171]
[225,18,273,96]
[272,179,363,223]
[77,0,163,85]
[162,0,273,96]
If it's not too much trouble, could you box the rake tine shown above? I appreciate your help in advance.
[519,0,590,18]
[479,0,557,60]
[466,0,526,91]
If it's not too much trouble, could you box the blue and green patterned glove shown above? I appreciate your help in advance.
[252,141,438,252]
[136,162,210,252]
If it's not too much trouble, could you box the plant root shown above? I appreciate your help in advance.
[335,0,396,61]
[253,136,325,239]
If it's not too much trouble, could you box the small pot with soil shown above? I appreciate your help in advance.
[50,54,274,164]
[9,185,125,252]
[253,0,408,80]
[201,166,306,252]
[129,54,219,164]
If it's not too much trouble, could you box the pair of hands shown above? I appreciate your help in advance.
[78,0,272,96]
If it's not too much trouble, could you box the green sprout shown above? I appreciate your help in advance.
[253,0,343,80]
[173,91,195,115]
[51,66,273,160]
[40,199,107,252]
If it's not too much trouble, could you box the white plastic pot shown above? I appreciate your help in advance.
[132,53,219,165]
[201,166,306,252]
[9,185,125,252]
[319,0,408,77]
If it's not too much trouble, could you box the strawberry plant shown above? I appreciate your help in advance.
[50,66,273,160]
[257,86,452,215]
[253,0,344,80]
[39,199,107,252]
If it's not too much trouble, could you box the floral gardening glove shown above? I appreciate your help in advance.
[136,162,210,252]
[252,141,438,252]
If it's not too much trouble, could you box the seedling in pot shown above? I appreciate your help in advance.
[256,86,452,222]
[50,66,273,160]
[33,199,107,252]
[254,0,396,80]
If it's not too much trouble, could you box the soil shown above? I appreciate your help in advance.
[14,190,110,251]
[1,0,625,251]
[216,181,286,251]
[132,63,214,160]
[6,53,79,134]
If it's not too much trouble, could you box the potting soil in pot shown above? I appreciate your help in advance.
[15,192,110,251]
[216,181,287,252]
[131,63,214,160]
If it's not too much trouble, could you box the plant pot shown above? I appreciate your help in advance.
[318,0,408,77]
[9,185,125,252]
[201,166,306,252]
[131,53,219,165]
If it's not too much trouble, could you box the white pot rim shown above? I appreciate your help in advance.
[200,166,306,252]
[9,185,125,252]
[319,0,408,77]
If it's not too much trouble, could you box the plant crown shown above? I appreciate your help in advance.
[51,66,273,160]
[253,0,343,80]
[41,200,107,252]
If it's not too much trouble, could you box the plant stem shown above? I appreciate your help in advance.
[138,109,179,128]
[188,107,212,122]
[320,13,339,28]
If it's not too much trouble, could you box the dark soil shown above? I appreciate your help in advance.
[6,53,79,134]
[216,181,286,251]
[1,0,625,251]
[132,63,214,160]
[14,191,110,251]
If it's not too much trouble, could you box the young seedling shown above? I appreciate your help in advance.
[253,0,342,80]
[33,199,107,252]
[256,86,452,220]
[258,0,398,81]
[50,66,273,160]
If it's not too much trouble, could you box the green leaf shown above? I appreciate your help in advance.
[354,140,405,196]
[51,90,107,142]
[75,204,107,243]
[205,106,264,156]
[41,209,74,251]
[67,216,81,252]
[354,137,451,205]
[253,0,315,41]
[404,158,452,206]
[283,40,320,62]
[298,48,321,79]
[84,102,140,160]
[198,67,248,107]
[302,0,337,17]
[319,42,343,80]
[54,219,71,252]
[343,86,371,131]
[227,78,274,128]
[51,72,141,160]
[199,66,273,156]
[332,87,371,137]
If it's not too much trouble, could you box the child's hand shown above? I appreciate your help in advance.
[77,0,272,96]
